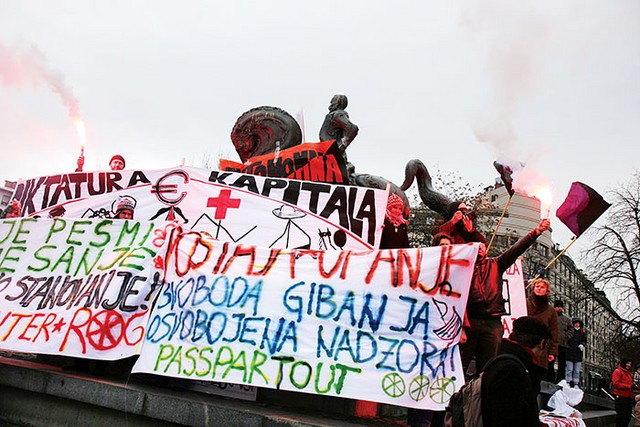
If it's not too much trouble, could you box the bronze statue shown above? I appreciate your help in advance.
[319,94,359,182]
[319,95,359,152]
[230,106,302,163]
[229,99,454,221]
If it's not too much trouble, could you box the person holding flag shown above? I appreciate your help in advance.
[486,160,516,253]
[461,218,551,376]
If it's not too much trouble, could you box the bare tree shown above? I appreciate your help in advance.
[585,171,640,329]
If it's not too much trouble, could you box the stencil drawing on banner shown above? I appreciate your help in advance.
[432,299,462,342]
[271,205,310,249]
[149,169,189,222]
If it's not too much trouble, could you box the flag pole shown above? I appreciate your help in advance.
[527,237,578,287]
[486,196,511,253]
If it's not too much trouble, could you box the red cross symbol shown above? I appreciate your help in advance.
[207,189,241,219]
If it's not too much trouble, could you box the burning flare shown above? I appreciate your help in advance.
[534,185,552,218]
[72,116,87,151]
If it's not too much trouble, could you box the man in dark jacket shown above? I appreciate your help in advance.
[554,299,573,383]
[461,218,551,374]
[482,316,550,427]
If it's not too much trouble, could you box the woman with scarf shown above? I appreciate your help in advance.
[526,278,558,378]
[380,193,409,249]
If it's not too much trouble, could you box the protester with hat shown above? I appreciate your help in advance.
[481,316,551,427]
[380,193,409,249]
[114,197,135,220]
[554,299,573,383]
[565,318,587,388]
[109,154,126,170]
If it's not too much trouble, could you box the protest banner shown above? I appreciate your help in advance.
[133,226,478,410]
[500,258,527,337]
[14,167,386,250]
[0,217,166,359]
[219,140,348,184]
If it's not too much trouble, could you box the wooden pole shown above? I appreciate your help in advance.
[486,196,512,253]
[527,237,578,287]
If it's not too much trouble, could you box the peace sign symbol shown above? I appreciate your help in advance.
[381,373,406,398]
[87,310,125,350]
[429,377,456,404]
[408,375,430,401]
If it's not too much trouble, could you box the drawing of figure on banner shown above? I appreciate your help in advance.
[270,205,310,249]
[191,188,257,242]
[318,228,347,250]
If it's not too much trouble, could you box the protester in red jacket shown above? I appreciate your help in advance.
[612,359,635,427]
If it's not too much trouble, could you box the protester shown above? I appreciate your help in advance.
[405,233,454,427]
[461,218,551,374]
[113,197,135,220]
[555,299,573,383]
[432,201,486,245]
[526,278,558,377]
[565,318,587,388]
[109,154,126,170]
[0,200,22,218]
[481,316,550,427]
[380,193,409,249]
[612,359,635,427]
[432,232,453,247]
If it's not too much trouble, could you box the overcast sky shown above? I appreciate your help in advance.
[1,1,639,259]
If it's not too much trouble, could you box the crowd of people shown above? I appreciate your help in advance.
[377,194,636,427]
[1,155,636,426]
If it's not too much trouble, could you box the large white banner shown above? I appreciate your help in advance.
[14,167,386,250]
[133,226,478,410]
[0,218,165,359]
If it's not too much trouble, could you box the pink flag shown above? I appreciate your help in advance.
[556,182,610,237]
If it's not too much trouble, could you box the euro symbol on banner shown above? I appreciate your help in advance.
[151,170,189,205]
